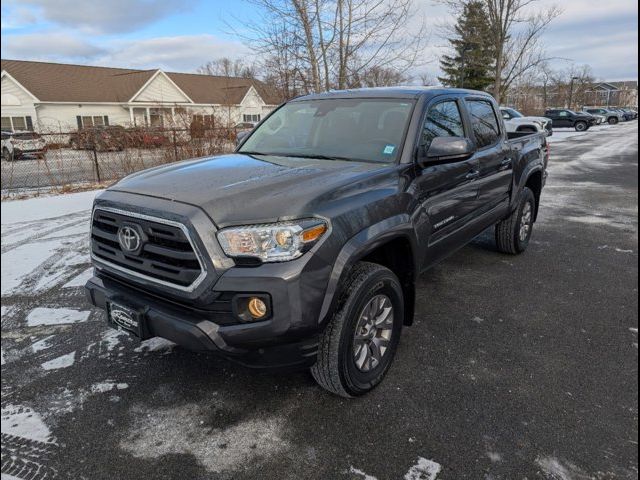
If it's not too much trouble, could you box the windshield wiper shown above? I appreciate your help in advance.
[275,153,382,164]
[238,150,270,156]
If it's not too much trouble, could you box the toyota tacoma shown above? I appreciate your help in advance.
[85,88,549,397]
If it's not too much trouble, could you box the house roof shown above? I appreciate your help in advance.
[595,81,638,91]
[1,59,281,105]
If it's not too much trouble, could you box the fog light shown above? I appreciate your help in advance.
[248,297,267,319]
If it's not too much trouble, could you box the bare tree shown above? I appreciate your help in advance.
[197,58,259,78]
[485,0,561,103]
[237,0,429,95]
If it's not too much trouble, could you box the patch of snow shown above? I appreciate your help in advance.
[404,457,442,480]
[1,349,5,366]
[91,382,129,394]
[1,190,100,224]
[486,452,502,463]
[41,351,76,370]
[471,316,484,324]
[120,403,289,473]
[31,335,55,353]
[1,404,54,443]
[630,328,638,334]
[26,308,90,327]
[134,337,176,353]
[62,267,94,288]
[350,466,378,480]
[535,456,591,480]
[1,239,61,295]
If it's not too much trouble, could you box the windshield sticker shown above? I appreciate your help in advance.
[383,145,396,155]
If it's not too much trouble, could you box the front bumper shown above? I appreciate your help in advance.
[86,273,321,369]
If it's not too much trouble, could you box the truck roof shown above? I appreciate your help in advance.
[291,86,492,101]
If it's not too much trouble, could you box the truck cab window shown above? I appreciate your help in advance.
[467,100,501,148]
[421,101,465,150]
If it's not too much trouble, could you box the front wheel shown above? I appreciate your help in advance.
[311,262,404,398]
[574,121,588,132]
[2,147,13,162]
[608,117,619,125]
[495,187,536,254]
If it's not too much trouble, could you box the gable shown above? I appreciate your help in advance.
[131,72,192,103]
[1,74,36,106]
[240,86,266,108]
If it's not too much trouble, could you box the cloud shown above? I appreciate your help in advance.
[1,32,249,72]
[100,35,250,71]
[2,32,107,61]
[2,0,190,34]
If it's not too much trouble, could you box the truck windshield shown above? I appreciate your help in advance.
[504,108,523,118]
[238,98,415,163]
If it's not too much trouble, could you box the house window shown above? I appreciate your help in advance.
[149,108,172,127]
[192,114,216,128]
[242,114,261,123]
[1,116,33,131]
[77,115,109,128]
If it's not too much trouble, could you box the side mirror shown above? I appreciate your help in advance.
[236,130,250,146]
[419,137,474,166]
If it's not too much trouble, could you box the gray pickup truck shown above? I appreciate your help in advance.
[86,87,549,397]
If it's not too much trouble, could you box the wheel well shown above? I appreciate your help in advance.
[516,125,537,132]
[360,237,415,326]
[525,171,543,221]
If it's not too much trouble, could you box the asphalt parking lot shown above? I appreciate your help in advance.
[1,122,638,479]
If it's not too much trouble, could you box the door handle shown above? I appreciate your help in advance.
[465,170,480,180]
[499,158,512,170]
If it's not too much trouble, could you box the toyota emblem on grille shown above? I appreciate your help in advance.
[118,225,142,253]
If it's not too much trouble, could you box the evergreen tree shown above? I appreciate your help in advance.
[439,1,495,90]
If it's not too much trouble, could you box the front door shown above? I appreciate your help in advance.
[411,98,480,266]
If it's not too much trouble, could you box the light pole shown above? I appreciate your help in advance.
[568,76,580,109]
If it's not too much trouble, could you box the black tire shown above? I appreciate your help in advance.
[311,262,404,398]
[574,121,588,132]
[608,117,619,125]
[495,187,536,255]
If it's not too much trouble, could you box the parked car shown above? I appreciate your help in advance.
[86,87,550,397]
[580,111,604,125]
[69,125,126,151]
[620,108,638,119]
[125,127,169,148]
[583,107,624,125]
[610,108,635,122]
[1,131,14,161]
[499,107,553,135]
[544,109,593,131]
[1,131,47,160]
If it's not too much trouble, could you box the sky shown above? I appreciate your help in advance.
[1,0,638,82]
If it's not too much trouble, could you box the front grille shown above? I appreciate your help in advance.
[91,208,206,291]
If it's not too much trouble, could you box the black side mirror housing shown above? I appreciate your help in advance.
[418,137,474,166]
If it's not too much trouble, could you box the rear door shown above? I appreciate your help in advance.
[412,97,481,252]
[464,98,512,212]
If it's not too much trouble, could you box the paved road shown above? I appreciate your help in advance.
[1,123,638,479]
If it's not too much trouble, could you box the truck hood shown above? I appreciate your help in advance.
[110,153,394,227]
[511,116,551,124]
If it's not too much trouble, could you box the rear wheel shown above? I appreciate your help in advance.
[608,117,619,125]
[311,262,404,397]
[495,187,536,254]
[574,121,588,132]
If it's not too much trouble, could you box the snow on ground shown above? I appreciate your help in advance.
[62,267,94,288]
[1,405,55,443]
[26,307,90,327]
[41,351,76,370]
[1,190,101,224]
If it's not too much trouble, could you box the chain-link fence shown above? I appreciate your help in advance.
[1,126,237,195]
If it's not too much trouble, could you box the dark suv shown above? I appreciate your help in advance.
[544,109,594,131]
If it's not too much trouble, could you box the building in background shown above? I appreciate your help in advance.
[585,81,638,108]
[1,59,281,132]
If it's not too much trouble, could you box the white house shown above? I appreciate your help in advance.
[1,59,281,132]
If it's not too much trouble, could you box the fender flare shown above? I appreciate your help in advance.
[317,214,418,326]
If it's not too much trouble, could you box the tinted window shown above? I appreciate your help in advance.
[421,101,465,149]
[467,100,501,148]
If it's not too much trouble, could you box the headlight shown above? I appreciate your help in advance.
[217,219,328,262]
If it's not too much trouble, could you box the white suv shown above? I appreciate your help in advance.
[500,107,553,136]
